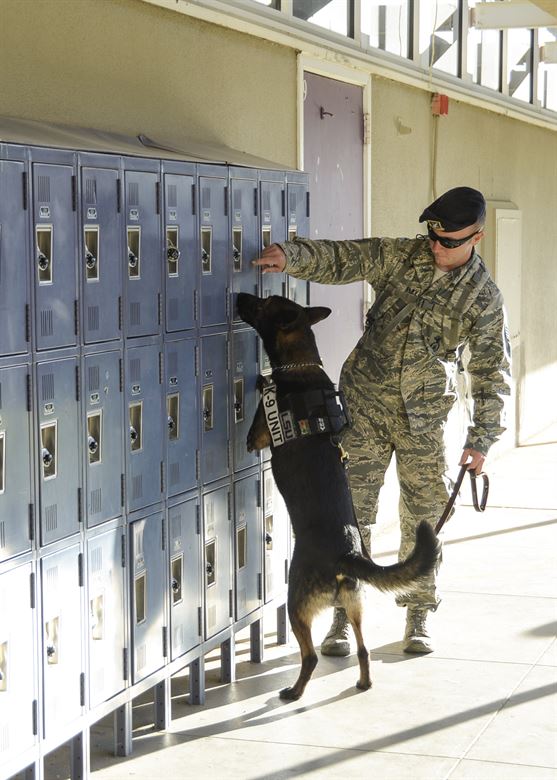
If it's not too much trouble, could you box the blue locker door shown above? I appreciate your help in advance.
[81,166,122,343]
[198,170,228,327]
[124,170,161,337]
[36,356,81,546]
[286,179,310,306]
[41,544,83,737]
[168,497,202,660]
[130,513,166,683]
[230,174,258,322]
[0,364,32,562]
[0,159,29,356]
[87,526,126,707]
[203,484,232,639]
[165,338,198,498]
[125,343,163,513]
[32,162,78,351]
[234,472,262,620]
[231,329,259,473]
[263,466,290,604]
[0,562,37,764]
[259,175,287,301]
[200,333,229,484]
[164,170,197,332]
[84,351,123,527]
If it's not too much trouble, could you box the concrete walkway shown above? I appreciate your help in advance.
[50,439,557,779]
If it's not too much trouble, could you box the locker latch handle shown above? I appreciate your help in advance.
[171,578,180,593]
[128,249,138,269]
[206,562,214,576]
[87,435,99,455]
[85,250,97,270]
[130,426,138,445]
[37,251,50,271]
[42,447,53,468]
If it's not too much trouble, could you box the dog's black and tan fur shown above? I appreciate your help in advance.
[237,293,440,701]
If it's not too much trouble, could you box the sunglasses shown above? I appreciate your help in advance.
[426,226,482,249]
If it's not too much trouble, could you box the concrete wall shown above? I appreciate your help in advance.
[1,0,555,442]
[0,0,298,167]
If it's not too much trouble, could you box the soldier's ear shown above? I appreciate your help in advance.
[306,306,331,325]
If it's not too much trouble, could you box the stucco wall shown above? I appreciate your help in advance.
[0,0,298,167]
[370,78,557,442]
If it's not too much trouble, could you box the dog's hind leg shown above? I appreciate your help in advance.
[279,608,317,702]
[345,595,372,691]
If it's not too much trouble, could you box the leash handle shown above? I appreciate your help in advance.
[434,464,490,535]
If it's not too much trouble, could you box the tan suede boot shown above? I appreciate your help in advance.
[403,607,433,654]
[320,607,351,656]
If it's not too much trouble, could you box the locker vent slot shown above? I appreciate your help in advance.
[262,190,271,212]
[40,310,54,337]
[46,565,58,587]
[128,182,139,206]
[85,178,97,204]
[169,462,180,486]
[44,505,58,531]
[132,475,143,500]
[233,188,242,210]
[289,190,297,213]
[167,350,178,377]
[201,187,211,210]
[136,644,146,672]
[0,433,4,495]
[130,302,141,326]
[90,488,102,515]
[0,521,5,548]
[88,306,100,332]
[41,373,55,401]
[130,358,141,383]
[167,184,177,208]
[90,546,103,572]
[170,509,182,540]
[135,574,146,624]
[88,365,100,392]
[37,175,51,202]
[237,526,247,570]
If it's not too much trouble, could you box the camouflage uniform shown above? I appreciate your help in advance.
[278,235,511,609]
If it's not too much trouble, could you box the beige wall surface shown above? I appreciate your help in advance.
[370,78,557,442]
[0,0,298,167]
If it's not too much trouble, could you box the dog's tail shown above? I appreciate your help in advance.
[338,520,441,593]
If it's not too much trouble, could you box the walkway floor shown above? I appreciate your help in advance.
[46,438,557,780]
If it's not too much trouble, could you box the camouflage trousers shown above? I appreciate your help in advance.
[341,385,449,611]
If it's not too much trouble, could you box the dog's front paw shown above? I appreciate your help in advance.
[279,686,301,701]
[356,679,372,691]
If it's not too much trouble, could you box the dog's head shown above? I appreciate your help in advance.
[237,293,331,366]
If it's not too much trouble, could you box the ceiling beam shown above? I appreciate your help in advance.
[471,0,557,29]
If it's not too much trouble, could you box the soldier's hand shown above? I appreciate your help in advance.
[459,448,485,476]
[252,244,287,273]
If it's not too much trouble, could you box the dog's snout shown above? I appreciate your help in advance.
[237,292,262,324]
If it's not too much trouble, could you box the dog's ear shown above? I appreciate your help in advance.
[306,306,331,325]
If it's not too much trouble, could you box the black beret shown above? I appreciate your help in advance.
[419,187,486,232]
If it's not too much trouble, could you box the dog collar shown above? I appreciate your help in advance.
[272,362,323,373]
[261,378,351,448]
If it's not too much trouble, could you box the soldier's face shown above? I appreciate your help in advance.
[428,225,484,271]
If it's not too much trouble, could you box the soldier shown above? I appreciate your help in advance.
[253,187,511,656]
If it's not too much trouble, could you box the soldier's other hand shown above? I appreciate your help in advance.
[459,448,485,476]
[252,244,287,273]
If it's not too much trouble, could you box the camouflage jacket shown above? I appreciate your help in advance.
[279,236,512,454]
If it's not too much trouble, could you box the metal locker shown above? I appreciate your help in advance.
[234,472,263,621]
[87,524,127,707]
[123,160,162,338]
[124,340,163,513]
[198,166,229,327]
[165,337,198,498]
[286,174,310,306]
[41,543,83,736]
[31,155,78,351]
[163,163,197,332]
[203,483,232,639]
[229,169,259,322]
[0,560,38,766]
[258,171,287,303]
[0,362,33,562]
[262,466,290,604]
[167,495,202,660]
[130,512,166,683]
[200,333,229,484]
[79,159,123,344]
[230,329,259,473]
[36,354,81,546]
[0,153,30,357]
[83,350,123,527]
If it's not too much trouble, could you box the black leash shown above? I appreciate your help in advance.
[435,464,489,535]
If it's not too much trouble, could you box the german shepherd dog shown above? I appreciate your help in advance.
[237,293,440,701]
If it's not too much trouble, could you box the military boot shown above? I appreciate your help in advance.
[403,607,433,654]
[320,607,351,656]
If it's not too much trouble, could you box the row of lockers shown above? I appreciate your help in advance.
[0,144,309,358]
[0,328,273,562]
[0,467,289,765]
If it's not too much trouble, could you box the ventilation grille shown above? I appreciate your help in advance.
[90,545,103,573]
[170,509,182,541]
[169,462,180,487]
[37,175,51,202]
[130,302,141,327]
[132,475,143,500]
[130,358,141,383]
[233,188,242,211]
[88,306,100,333]
[85,178,97,204]
[128,182,139,206]
[41,373,55,401]
[262,191,271,212]
[167,350,178,377]
[90,489,102,515]
[44,505,58,532]
[88,365,100,392]
[40,310,54,338]
[167,184,177,208]
[201,187,211,210]
[0,521,6,549]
